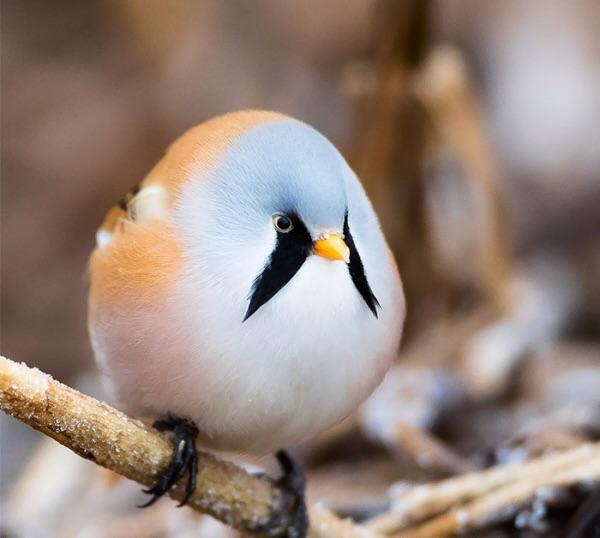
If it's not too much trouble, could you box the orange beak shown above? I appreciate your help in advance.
[313,233,350,264]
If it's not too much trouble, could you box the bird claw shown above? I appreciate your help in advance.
[138,416,199,508]
[260,450,308,538]
[141,425,307,537]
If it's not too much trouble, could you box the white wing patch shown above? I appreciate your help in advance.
[127,185,169,223]
[95,184,170,249]
[95,229,113,249]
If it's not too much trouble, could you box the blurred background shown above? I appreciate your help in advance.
[1,1,599,536]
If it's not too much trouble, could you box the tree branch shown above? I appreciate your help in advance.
[0,355,285,535]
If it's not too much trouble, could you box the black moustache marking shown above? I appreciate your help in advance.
[344,212,380,317]
[244,211,380,320]
[244,214,312,321]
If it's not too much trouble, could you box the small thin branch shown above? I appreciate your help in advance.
[394,456,600,538]
[0,355,283,535]
[391,422,472,476]
[366,442,600,535]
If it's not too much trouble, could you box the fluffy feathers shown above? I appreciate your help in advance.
[88,111,405,453]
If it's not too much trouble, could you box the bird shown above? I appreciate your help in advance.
[88,110,405,536]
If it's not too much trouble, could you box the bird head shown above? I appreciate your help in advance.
[174,113,388,323]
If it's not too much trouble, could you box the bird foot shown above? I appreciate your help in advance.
[260,450,308,538]
[139,415,199,508]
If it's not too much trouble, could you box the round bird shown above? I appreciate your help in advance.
[88,110,405,535]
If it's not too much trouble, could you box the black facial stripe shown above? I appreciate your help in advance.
[344,212,380,317]
[244,215,312,321]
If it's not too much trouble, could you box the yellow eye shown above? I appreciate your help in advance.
[273,213,293,233]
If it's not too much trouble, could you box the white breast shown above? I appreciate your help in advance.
[174,251,402,453]
[91,226,403,455]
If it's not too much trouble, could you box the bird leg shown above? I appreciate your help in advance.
[260,450,308,538]
[140,419,307,537]
[139,415,199,508]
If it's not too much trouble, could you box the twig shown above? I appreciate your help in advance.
[391,423,472,476]
[394,455,600,537]
[0,355,283,535]
[366,443,600,534]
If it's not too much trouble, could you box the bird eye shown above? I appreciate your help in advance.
[272,213,293,233]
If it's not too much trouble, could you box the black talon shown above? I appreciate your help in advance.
[185,441,199,505]
[141,436,187,496]
[262,450,308,538]
[138,416,199,508]
[177,434,198,507]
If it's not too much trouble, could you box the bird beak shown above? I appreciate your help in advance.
[313,233,350,264]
